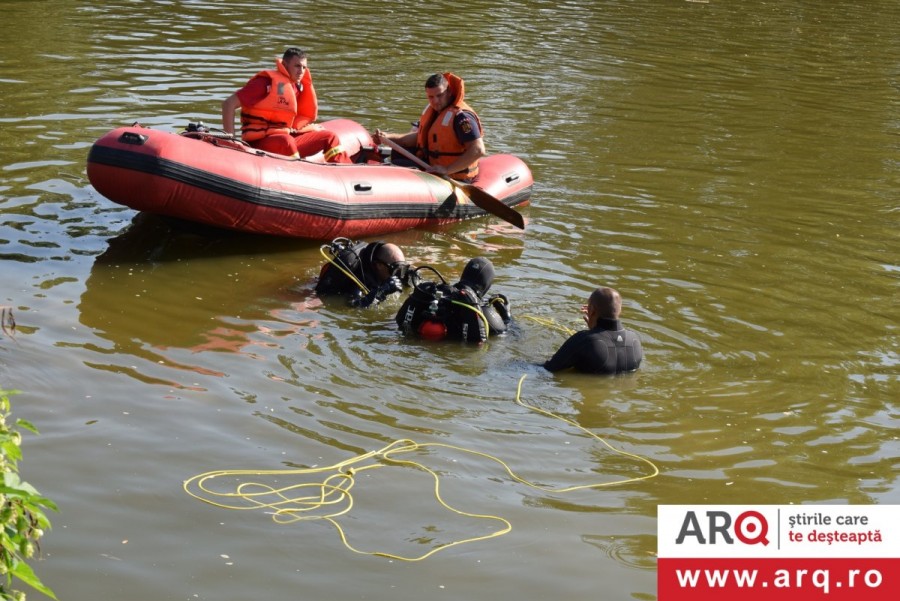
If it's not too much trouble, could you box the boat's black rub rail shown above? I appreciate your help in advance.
[88,145,531,222]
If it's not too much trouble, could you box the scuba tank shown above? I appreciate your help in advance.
[316,237,374,295]
[396,266,451,340]
[394,261,510,343]
[418,290,447,341]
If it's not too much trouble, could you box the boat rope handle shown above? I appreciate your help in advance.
[183,375,659,561]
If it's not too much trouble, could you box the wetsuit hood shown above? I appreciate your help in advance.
[456,257,494,297]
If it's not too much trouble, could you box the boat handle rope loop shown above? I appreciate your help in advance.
[183,375,659,562]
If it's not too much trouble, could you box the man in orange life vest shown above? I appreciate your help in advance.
[373,72,485,182]
[221,48,350,162]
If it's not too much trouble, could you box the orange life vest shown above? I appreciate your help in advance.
[240,59,318,142]
[415,72,482,181]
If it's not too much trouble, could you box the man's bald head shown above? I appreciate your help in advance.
[374,243,404,266]
[589,287,622,320]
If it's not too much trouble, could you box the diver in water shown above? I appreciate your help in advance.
[543,286,643,374]
[316,238,411,308]
[395,257,510,343]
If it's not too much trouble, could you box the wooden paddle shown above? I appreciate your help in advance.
[380,137,525,230]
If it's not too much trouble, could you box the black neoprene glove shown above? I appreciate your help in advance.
[352,276,403,308]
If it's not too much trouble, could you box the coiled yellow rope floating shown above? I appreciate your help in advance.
[183,375,659,561]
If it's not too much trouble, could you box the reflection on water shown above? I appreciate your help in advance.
[76,214,315,385]
[1,1,898,600]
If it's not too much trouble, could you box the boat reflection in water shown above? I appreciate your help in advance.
[78,214,325,385]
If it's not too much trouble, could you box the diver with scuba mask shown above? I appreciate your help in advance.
[316,238,412,308]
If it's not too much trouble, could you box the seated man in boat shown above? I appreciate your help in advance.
[316,238,410,308]
[373,72,485,182]
[543,287,643,375]
[221,47,350,162]
[395,257,510,343]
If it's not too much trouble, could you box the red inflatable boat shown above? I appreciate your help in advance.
[86,119,532,239]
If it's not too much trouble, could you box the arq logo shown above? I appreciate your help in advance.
[675,510,769,546]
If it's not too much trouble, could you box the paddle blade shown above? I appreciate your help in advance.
[458,182,525,230]
[382,137,525,229]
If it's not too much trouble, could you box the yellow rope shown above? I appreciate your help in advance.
[511,375,659,491]
[183,376,658,561]
[450,299,491,336]
[318,244,369,295]
[521,314,576,336]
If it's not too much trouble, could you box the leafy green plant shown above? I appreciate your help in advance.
[0,390,57,601]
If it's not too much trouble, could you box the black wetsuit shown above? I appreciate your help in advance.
[543,318,642,374]
[315,241,382,296]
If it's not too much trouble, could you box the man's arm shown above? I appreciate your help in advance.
[374,129,417,148]
[223,77,271,137]
[431,137,485,177]
[221,93,240,136]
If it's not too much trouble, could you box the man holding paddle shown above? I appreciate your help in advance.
[373,72,485,183]
[373,72,524,230]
